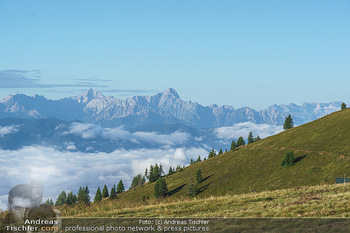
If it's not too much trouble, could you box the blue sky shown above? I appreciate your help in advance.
[0,0,349,109]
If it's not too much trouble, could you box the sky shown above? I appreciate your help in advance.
[0,0,349,109]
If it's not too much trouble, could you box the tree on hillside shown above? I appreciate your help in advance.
[281,151,295,167]
[230,140,236,151]
[196,156,201,162]
[208,148,216,158]
[78,186,90,205]
[190,158,195,165]
[94,187,102,202]
[168,166,174,175]
[236,137,246,147]
[219,148,223,154]
[145,168,148,178]
[247,132,254,144]
[154,178,168,198]
[283,115,294,130]
[55,191,66,206]
[116,180,125,194]
[187,177,199,197]
[341,102,347,110]
[45,198,54,206]
[66,191,77,205]
[131,174,146,188]
[149,164,162,182]
[196,169,203,184]
[110,184,116,199]
[254,135,261,142]
[102,185,109,198]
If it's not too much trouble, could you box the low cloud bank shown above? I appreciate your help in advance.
[0,146,207,210]
[214,122,283,140]
[63,122,189,146]
[0,125,18,137]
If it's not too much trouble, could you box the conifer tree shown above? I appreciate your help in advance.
[283,115,294,130]
[219,148,223,154]
[94,187,102,202]
[159,164,164,176]
[78,186,90,204]
[110,184,116,199]
[236,137,246,147]
[55,191,66,206]
[84,186,90,204]
[208,148,216,158]
[187,177,199,197]
[281,151,295,167]
[196,169,202,184]
[196,156,201,162]
[341,102,347,110]
[66,191,77,205]
[154,178,168,198]
[116,180,125,194]
[45,198,54,206]
[254,135,261,142]
[230,140,236,151]
[145,168,148,179]
[102,185,109,198]
[168,166,174,174]
[149,164,162,182]
[247,132,254,144]
[190,158,195,165]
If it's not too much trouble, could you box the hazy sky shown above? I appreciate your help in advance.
[0,0,349,109]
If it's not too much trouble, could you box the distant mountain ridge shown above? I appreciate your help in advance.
[0,88,341,129]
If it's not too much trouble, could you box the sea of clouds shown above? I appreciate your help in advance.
[62,122,190,146]
[0,146,207,211]
[0,122,284,211]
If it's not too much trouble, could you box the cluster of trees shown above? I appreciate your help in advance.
[54,187,86,206]
[51,181,125,206]
[95,181,125,202]
[130,163,166,190]
[77,186,90,204]
[45,198,54,206]
[188,169,203,197]
[190,156,203,165]
[130,174,146,189]
[146,164,164,183]
[168,165,183,175]
[208,148,217,158]
[230,132,261,152]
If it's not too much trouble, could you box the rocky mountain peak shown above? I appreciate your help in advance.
[74,88,105,104]
[162,88,180,99]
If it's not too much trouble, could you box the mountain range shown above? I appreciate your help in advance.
[0,88,341,129]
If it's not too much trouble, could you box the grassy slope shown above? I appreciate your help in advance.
[61,183,350,217]
[60,109,350,216]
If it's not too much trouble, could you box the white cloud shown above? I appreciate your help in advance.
[214,122,283,140]
[0,146,207,210]
[0,125,18,137]
[62,122,190,146]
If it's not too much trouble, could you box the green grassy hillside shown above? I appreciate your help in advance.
[59,108,350,216]
[61,183,350,217]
